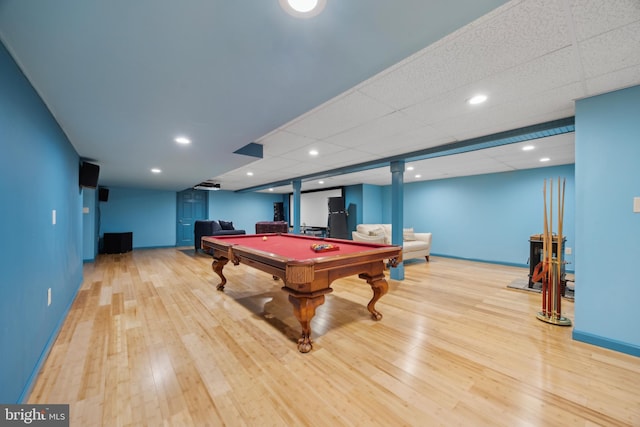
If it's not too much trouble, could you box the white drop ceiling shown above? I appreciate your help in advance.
[1,0,639,193]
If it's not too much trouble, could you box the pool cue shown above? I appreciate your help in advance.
[550,178,556,319]
[536,177,571,326]
[541,179,548,316]
[556,177,565,320]
[547,178,553,318]
[551,178,561,319]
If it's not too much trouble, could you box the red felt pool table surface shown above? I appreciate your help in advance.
[209,233,386,259]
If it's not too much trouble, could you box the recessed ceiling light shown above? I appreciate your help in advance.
[289,0,317,12]
[540,157,550,162]
[407,166,414,171]
[269,188,274,192]
[468,94,488,105]
[151,168,162,174]
[175,136,191,145]
[318,180,324,184]
[522,145,535,151]
[279,0,326,18]
[309,149,319,156]
[415,174,422,179]
[246,171,254,176]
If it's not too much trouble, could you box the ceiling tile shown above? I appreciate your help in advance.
[569,0,640,42]
[435,83,581,141]
[360,0,572,110]
[260,131,319,157]
[324,111,421,148]
[275,141,345,161]
[585,64,640,96]
[312,149,380,168]
[356,126,454,157]
[579,20,640,79]
[283,90,395,140]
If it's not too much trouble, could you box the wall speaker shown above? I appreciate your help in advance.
[328,212,348,239]
[98,187,109,202]
[273,202,284,221]
[79,162,100,189]
[328,197,344,213]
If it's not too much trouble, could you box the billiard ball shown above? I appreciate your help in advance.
[262,236,268,241]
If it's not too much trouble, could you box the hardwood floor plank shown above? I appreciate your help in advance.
[26,249,640,426]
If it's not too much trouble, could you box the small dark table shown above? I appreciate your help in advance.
[255,221,289,234]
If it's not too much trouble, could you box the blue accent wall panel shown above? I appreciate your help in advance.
[0,41,83,403]
[208,190,286,233]
[100,187,177,248]
[574,85,640,353]
[363,184,384,224]
[82,189,97,261]
[377,165,575,267]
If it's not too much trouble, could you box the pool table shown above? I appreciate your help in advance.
[201,233,402,352]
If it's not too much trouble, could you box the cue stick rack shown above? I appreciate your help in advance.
[533,177,572,326]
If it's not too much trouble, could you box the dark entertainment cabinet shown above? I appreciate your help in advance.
[528,234,566,290]
[103,232,133,254]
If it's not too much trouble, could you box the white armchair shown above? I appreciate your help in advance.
[352,224,431,262]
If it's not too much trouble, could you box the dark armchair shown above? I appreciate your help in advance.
[194,220,246,252]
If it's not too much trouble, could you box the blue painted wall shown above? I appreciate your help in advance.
[363,184,384,224]
[99,187,177,248]
[379,164,575,268]
[208,190,285,233]
[574,85,640,355]
[0,42,84,403]
[96,188,286,249]
[349,166,577,270]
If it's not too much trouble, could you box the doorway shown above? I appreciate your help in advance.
[176,189,208,247]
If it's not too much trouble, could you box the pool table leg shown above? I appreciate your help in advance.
[288,294,326,353]
[359,273,389,320]
[211,258,229,291]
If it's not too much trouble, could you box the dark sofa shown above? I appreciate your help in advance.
[194,220,246,252]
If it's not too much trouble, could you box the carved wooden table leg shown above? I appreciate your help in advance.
[358,273,388,320]
[288,294,326,353]
[211,258,229,291]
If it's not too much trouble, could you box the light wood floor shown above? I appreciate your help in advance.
[28,248,640,426]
